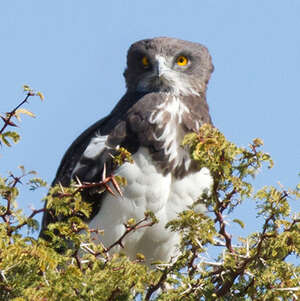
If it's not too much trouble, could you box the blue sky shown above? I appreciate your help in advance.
[0,1,299,241]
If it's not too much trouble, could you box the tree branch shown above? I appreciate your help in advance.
[0,92,33,135]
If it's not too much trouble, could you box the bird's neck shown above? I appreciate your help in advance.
[148,93,209,178]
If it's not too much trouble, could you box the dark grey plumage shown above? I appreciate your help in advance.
[40,37,214,264]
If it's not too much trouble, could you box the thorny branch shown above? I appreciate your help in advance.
[106,216,156,253]
[0,172,32,226]
[145,264,174,301]
[215,210,234,254]
[213,187,237,254]
[214,190,291,297]
[79,215,156,263]
[7,208,45,236]
[0,92,33,136]
[73,215,157,273]
[56,170,123,200]
[187,245,199,277]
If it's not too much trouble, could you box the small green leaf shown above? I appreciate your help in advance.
[0,131,20,146]
[36,91,44,101]
[23,84,32,91]
[136,253,145,261]
[233,218,245,229]
[19,165,25,174]
[0,133,11,146]
[15,108,36,120]
[28,178,47,190]
[253,138,264,147]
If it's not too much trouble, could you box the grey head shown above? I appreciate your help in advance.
[124,37,214,96]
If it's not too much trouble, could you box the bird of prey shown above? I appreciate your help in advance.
[40,37,214,265]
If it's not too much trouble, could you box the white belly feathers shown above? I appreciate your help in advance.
[88,147,213,264]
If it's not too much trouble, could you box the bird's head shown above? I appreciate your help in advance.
[124,37,214,96]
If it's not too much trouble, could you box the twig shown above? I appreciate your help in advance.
[145,266,171,300]
[285,218,300,232]
[79,216,156,259]
[6,208,45,236]
[187,245,199,278]
[0,172,28,224]
[56,174,123,199]
[215,211,234,254]
[105,216,156,253]
[215,191,288,298]
[74,249,82,271]
[0,92,33,135]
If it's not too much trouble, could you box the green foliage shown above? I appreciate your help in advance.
[0,131,20,147]
[113,146,134,166]
[0,93,299,300]
[0,85,43,148]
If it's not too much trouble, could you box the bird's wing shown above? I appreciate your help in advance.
[40,92,146,234]
[52,115,111,186]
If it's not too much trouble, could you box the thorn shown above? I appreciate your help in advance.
[111,176,123,197]
[1,116,18,127]
[102,163,106,180]
[12,176,22,185]
[75,176,82,186]
[104,183,116,197]
[59,182,65,193]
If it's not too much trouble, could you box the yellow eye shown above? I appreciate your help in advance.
[141,56,149,67]
[176,55,188,66]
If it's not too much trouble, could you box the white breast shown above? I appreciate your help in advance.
[88,147,213,264]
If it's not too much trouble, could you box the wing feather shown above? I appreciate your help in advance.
[40,92,146,234]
